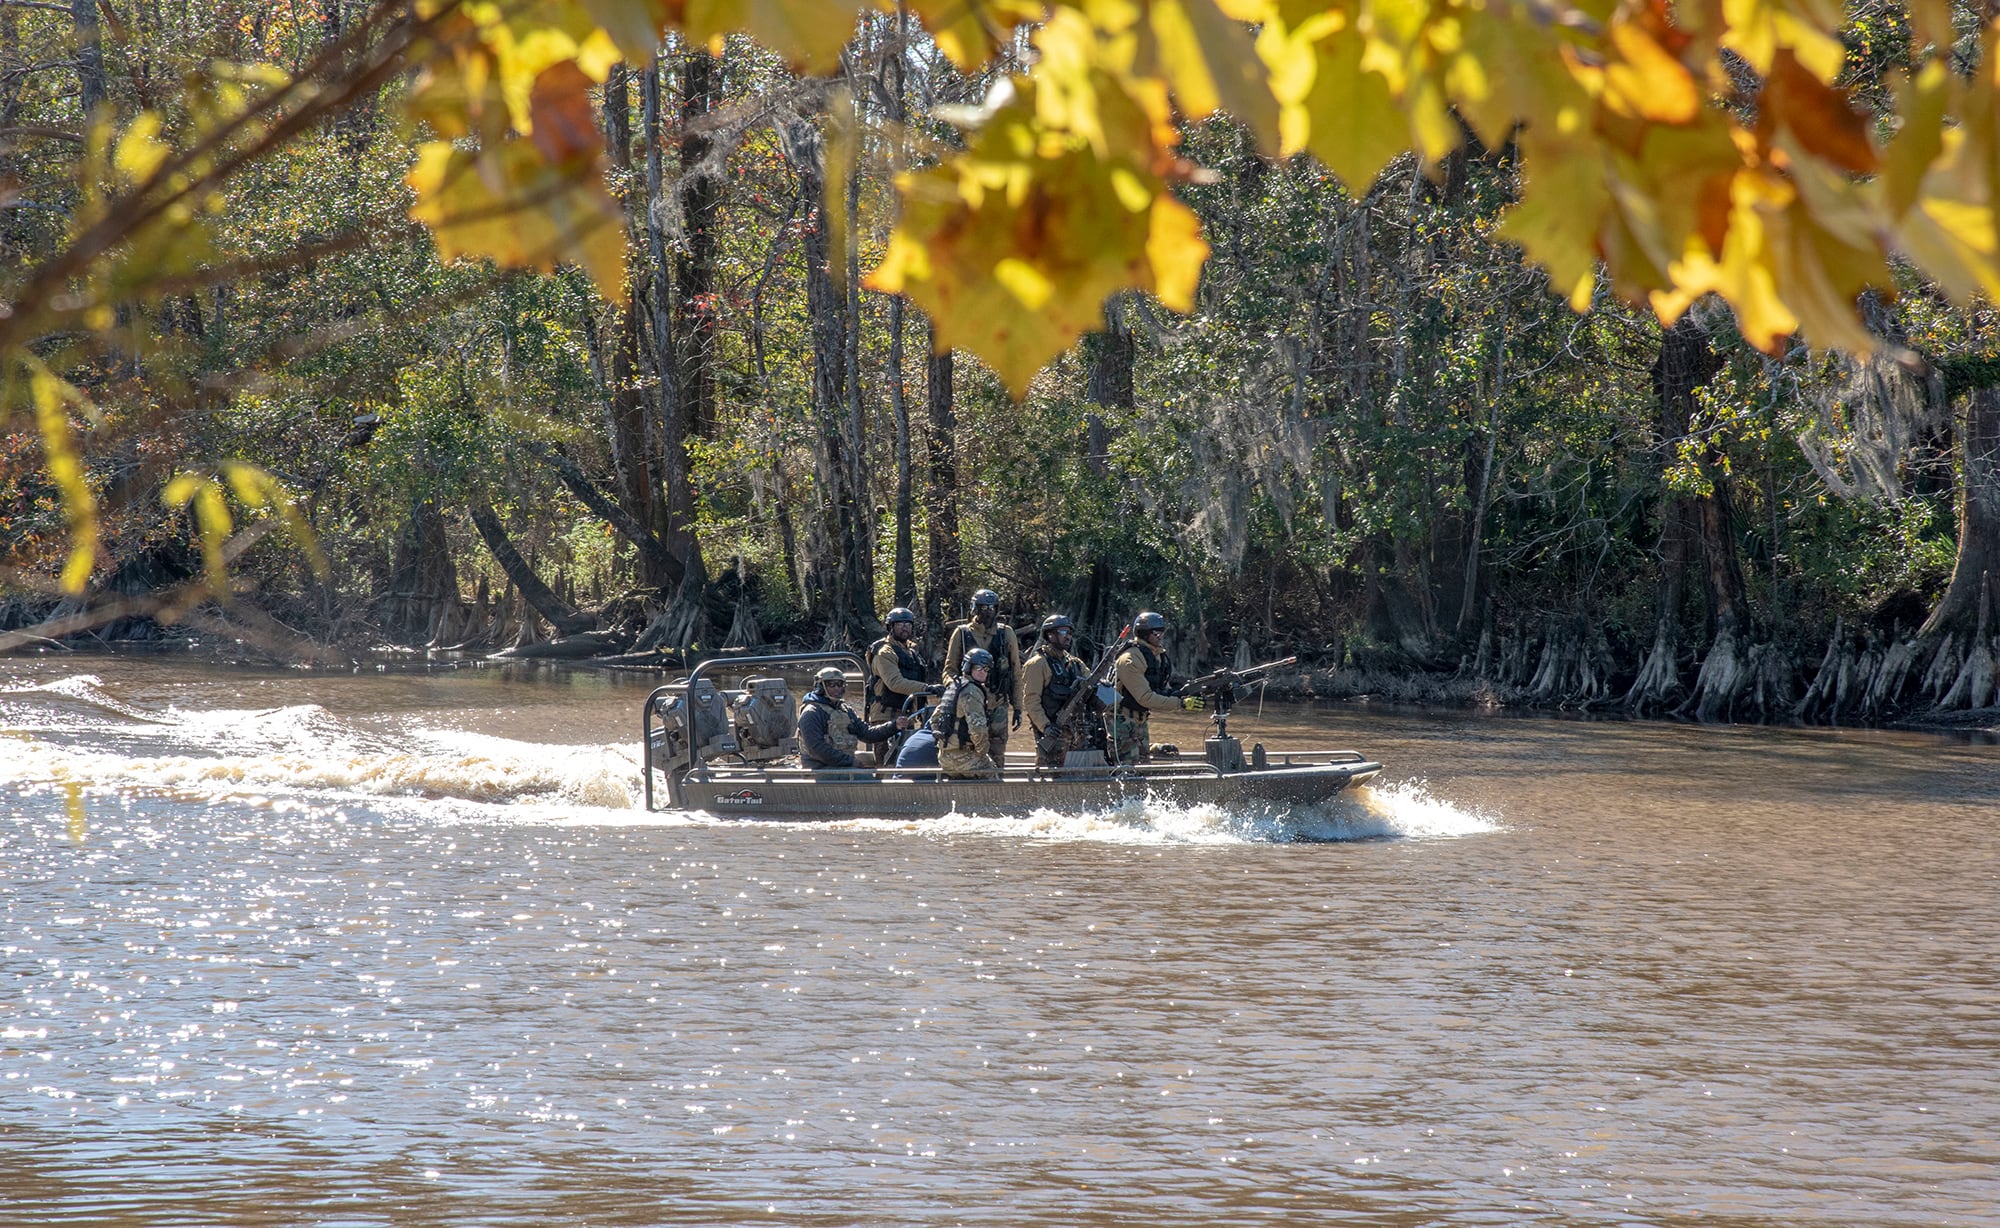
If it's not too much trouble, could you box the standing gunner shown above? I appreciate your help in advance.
[1021,613,1092,767]
[1111,610,1202,764]
[930,647,999,779]
[867,606,938,724]
[942,589,1023,771]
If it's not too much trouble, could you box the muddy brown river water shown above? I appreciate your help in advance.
[2,655,1996,1225]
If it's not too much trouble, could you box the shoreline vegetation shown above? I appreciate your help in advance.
[7,8,2000,740]
[8,608,1996,738]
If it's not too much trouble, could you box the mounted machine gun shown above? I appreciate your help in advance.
[1177,655,1299,772]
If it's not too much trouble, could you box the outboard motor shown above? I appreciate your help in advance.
[728,676,797,763]
[648,678,739,774]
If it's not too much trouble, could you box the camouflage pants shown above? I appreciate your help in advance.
[938,745,998,779]
[1109,710,1150,765]
[985,702,1011,772]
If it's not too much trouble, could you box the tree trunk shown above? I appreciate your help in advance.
[1630,314,1718,714]
[470,502,596,636]
[74,0,105,118]
[1085,297,1135,408]
[841,93,875,619]
[1920,386,2000,644]
[641,56,708,625]
[676,46,720,439]
[924,323,961,633]
[380,501,462,645]
[790,116,863,635]
[1456,333,1505,638]
[602,61,631,170]
[886,19,915,605]
[526,443,685,590]
[890,294,916,604]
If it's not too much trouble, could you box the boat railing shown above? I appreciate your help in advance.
[643,650,867,811]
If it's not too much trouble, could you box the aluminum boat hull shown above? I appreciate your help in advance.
[679,759,1383,819]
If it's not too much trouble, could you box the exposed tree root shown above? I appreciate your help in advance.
[1624,617,1684,715]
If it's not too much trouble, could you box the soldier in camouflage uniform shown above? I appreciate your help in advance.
[930,648,999,779]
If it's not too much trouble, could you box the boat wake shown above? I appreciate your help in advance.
[4,673,1494,844]
[1,675,644,818]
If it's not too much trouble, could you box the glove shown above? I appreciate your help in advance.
[1181,695,1206,711]
[1011,709,1022,731]
[926,683,945,695]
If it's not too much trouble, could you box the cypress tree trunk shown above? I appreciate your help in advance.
[675,46,720,439]
[1628,314,1720,714]
[890,296,915,604]
[924,322,961,634]
[1920,386,2000,643]
[73,0,105,118]
[470,502,596,636]
[1917,386,2000,708]
[640,58,705,589]
[791,117,860,634]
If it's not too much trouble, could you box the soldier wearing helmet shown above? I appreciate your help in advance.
[798,665,911,774]
[929,646,999,778]
[1111,610,1201,764]
[867,605,937,724]
[942,588,1023,773]
[1021,613,1096,767]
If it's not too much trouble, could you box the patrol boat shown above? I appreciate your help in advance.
[641,651,1382,818]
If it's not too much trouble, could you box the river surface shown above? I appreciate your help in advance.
[2,655,1996,1226]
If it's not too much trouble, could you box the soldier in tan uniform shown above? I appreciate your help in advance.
[942,589,1023,771]
[1021,613,1096,767]
[1111,610,1201,764]
[867,606,937,724]
[930,648,999,779]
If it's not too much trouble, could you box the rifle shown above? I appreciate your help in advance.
[1176,656,1298,737]
[1035,628,1132,762]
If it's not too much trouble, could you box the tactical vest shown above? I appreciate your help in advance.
[1118,641,1173,714]
[866,636,928,714]
[928,678,984,749]
[800,692,858,763]
[953,623,1016,701]
[1034,652,1084,724]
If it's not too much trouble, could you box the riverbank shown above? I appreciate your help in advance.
[8,623,1997,739]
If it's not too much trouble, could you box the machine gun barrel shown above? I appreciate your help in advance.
[1182,655,1299,694]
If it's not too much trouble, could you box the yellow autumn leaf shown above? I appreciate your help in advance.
[1287,26,1410,189]
[407,139,628,298]
[27,362,97,594]
[112,112,171,184]
[1498,139,1611,310]
[686,0,869,73]
[1880,61,1950,221]
[902,0,1045,71]
[868,71,1206,397]
[1602,20,1700,125]
[1136,0,1280,150]
[220,462,330,579]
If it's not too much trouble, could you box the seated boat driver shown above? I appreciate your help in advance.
[929,648,999,779]
[798,667,909,776]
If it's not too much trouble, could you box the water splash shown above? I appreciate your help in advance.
[0,680,644,814]
[792,778,1498,846]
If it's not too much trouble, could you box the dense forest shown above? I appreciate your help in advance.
[4,1,2000,726]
